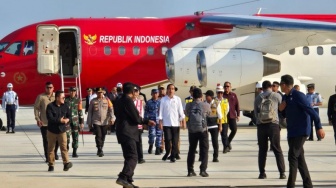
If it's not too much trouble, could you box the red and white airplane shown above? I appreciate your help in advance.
[1,12,336,109]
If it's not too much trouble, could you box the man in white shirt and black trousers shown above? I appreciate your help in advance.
[158,84,186,163]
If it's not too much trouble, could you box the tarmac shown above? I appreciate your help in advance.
[0,107,335,188]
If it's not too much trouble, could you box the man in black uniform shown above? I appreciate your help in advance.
[114,82,155,188]
[327,89,336,145]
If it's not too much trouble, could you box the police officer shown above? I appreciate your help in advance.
[2,83,19,133]
[87,87,115,157]
[306,83,323,141]
[65,87,84,158]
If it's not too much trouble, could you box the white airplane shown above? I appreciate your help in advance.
[165,13,336,120]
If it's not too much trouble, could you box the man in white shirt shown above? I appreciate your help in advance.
[158,84,185,162]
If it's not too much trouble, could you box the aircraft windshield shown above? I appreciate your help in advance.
[0,42,9,52]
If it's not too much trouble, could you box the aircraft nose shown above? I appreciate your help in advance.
[165,49,175,83]
[196,50,207,87]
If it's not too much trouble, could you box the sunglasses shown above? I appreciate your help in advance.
[46,87,53,89]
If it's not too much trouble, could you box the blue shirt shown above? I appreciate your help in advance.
[144,98,160,123]
[283,88,322,138]
[306,92,322,109]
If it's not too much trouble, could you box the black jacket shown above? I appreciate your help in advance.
[328,94,336,122]
[46,101,71,134]
[114,94,148,143]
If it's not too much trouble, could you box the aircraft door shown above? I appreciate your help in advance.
[37,25,60,74]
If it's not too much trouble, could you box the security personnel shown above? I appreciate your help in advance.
[2,83,19,133]
[65,87,84,158]
[184,86,197,121]
[87,87,115,157]
[306,83,322,141]
[204,90,222,162]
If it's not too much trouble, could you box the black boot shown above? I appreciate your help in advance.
[155,147,161,155]
[98,147,104,157]
[148,144,153,154]
[72,148,78,158]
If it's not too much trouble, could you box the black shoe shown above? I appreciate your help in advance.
[55,154,59,160]
[176,154,181,160]
[228,144,232,150]
[48,166,54,172]
[317,138,322,141]
[116,177,133,188]
[187,171,196,177]
[138,159,146,164]
[98,151,104,157]
[213,158,219,162]
[11,130,15,133]
[162,154,169,161]
[63,162,73,171]
[258,173,267,179]
[170,158,176,163]
[148,144,153,154]
[6,130,9,134]
[223,147,229,154]
[280,173,286,179]
[199,171,209,177]
[155,147,161,155]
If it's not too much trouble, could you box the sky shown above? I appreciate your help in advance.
[1,0,336,39]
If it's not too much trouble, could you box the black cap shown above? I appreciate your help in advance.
[307,83,315,88]
[204,90,214,97]
[69,87,77,91]
[134,84,140,91]
[189,85,197,91]
[151,89,159,93]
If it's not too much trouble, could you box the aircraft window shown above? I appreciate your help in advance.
[118,46,125,55]
[331,46,336,55]
[303,46,309,55]
[289,49,295,55]
[23,40,35,56]
[104,46,111,55]
[133,46,140,56]
[161,46,168,55]
[147,46,154,55]
[317,46,323,55]
[0,42,9,52]
[5,42,22,56]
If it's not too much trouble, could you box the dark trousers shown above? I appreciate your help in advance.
[287,136,312,188]
[40,126,59,161]
[208,128,219,159]
[163,126,180,158]
[94,124,107,148]
[332,120,336,142]
[136,129,144,160]
[309,108,320,140]
[6,105,16,130]
[228,118,237,144]
[257,123,285,175]
[187,131,209,172]
[220,123,229,148]
[119,138,138,182]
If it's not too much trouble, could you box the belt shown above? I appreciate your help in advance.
[6,103,14,105]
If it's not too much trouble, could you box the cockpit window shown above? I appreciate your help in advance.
[23,40,35,56]
[0,42,9,52]
[5,42,22,56]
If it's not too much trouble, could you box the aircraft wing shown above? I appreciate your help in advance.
[200,14,336,54]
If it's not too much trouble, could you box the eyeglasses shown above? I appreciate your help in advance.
[224,85,230,88]
[46,87,53,89]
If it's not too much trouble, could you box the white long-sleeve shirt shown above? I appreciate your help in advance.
[2,91,19,110]
[158,95,185,127]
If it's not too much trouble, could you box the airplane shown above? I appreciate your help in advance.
[1,12,336,114]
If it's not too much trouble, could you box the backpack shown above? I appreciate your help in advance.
[258,92,277,124]
[187,101,206,133]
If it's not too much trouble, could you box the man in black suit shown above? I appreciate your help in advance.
[114,82,155,188]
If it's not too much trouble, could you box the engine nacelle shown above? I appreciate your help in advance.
[165,47,205,87]
[197,48,280,88]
